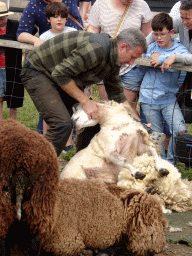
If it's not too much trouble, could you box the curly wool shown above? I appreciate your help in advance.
[41,179,167,256]
[0,119,60,239]
[118,153,192,212]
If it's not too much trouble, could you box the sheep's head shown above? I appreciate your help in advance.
[72,103,99,130]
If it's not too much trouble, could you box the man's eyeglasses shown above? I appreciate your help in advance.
[153,30,171,38]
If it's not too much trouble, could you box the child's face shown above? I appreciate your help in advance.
[153,27,174,49]
[0,16,8,28]
[48,15,67,33]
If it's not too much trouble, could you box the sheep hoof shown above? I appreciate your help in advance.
[145,187,157,195]
[134,171,146,180]
[159,168,169,177]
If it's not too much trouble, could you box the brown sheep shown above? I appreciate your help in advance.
[41,178,167,256]
[0,119,167,256]
[0,119,59,255]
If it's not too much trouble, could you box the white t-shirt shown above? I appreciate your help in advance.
[40,26,77,41]
[169,1,181,18]
[88,0,152,75]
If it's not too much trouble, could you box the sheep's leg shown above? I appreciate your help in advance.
[136,131,169,177]
[147,146,169,176]
[109,152,146,180]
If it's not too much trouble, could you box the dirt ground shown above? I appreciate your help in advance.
[154,242,192,256]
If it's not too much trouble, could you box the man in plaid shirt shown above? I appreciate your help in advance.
[21,28,146,156]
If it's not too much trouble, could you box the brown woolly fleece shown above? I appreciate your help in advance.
[0,119,60,239]
[42,179,167,256]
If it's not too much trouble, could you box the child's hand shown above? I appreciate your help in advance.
[150,53,161,67]
[161,54,175,73]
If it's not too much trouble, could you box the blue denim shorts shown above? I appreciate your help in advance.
[0,68,6,97]
[121,66,144,92]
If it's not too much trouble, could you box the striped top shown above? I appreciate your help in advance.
[88,0,152,75]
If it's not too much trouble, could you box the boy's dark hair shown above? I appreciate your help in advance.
[45,2,69,19]
[152,12,173,31]
[180,0,192,11]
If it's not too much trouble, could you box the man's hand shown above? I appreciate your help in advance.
[82,99,99,119]
[150,53,161,67]
[161,54,175,73]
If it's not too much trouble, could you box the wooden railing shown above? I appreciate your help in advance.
[135,57,192,72]
[1,38,192,72]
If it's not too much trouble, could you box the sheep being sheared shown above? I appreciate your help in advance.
[118,153,192,213]
[0,119,59,255]
[61,101,169,183]
[41,178,168,256]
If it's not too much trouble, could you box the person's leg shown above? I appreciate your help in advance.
[121,66,145,118]
[162,102,187,164]
[97,84,108,101]
[21,67,73,156]
[141,105,171,154]
[37,115,43,135]
[141,103,166,159]
[0,68,6,120]
[9,108,17,120]
[0,97,3,120]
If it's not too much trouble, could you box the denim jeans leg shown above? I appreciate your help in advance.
[140,103,166,159]
[162,101,187,164]
[21,68,73,156]
[37,115,43,135]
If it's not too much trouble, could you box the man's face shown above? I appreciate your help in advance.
[180,9,192,30]
[153,27,174,49]
[117,44,143,66]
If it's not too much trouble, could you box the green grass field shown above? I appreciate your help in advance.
[3,87,192,180]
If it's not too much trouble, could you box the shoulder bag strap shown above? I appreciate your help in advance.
[68,14,86,31]
[113,4,130,39]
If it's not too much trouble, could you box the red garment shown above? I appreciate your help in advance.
[0,27,6,68]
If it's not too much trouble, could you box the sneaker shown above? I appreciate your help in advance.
[149,131,166,145]
[61,145,74,154]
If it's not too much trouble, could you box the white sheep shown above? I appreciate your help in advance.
[60,101,170,182]
[118,153,192,213]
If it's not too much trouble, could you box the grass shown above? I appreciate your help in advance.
[3,89,39,131]
[3,86,192,180]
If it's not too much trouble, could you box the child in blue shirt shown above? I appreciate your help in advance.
[139,12,191,164]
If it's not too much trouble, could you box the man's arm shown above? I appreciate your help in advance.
[61,80,99,119]
[87,24,100,33]
[79,1,91,22]
[140,21,152,37]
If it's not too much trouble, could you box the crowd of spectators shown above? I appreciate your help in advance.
[1,0,192,164]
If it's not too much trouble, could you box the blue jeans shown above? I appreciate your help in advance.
[0,68,6,97]
[121,66,144,92]
[140,106,171,136]
[141,101,187,163]
[37,115,43,135]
